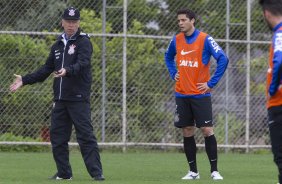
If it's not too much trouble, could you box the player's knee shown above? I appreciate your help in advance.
[182,127,195,137]
[201,127,214,137]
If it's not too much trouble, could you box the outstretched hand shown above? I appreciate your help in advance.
[10,74,23,92]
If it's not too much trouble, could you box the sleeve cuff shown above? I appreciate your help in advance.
[207,82,213,89]
[64,67,71,77]
[22,76,28,85]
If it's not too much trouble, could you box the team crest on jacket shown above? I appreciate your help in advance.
[68,44,76,55]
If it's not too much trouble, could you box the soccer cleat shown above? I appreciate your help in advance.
[211,171,223,180]
[181,171,200,180]
[49,173,72,180]
[93,175,105,181]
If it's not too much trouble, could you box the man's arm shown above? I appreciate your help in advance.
[21,48,55,85]
[205,36,229,88]
[9,45,55,92]
[164,36,178,80]
[269,32,282,96]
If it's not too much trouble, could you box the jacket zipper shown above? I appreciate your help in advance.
[59,40,67,100]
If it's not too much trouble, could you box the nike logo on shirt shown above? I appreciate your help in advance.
[181,49,196,55]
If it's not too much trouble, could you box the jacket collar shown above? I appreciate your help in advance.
[273,22,282,32]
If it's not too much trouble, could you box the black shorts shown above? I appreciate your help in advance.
[174,96,213,128]
[268,105,282,126]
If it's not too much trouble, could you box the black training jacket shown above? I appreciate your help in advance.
[22,29,93,102]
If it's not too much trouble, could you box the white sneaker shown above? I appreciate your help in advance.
[211,171,223,180]
[56,176,72,180]
[182,171,200,180]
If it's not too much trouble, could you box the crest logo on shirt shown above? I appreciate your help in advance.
[68,44,76,55]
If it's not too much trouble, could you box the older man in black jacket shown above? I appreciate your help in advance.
[10,7,104,181]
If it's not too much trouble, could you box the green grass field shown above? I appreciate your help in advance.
[0,151,278,184]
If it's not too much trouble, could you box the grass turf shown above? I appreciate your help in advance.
[0,151,278,184]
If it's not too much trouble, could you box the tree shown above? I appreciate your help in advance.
[0,34,52,137]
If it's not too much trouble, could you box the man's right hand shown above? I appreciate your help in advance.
[10,74,23,92]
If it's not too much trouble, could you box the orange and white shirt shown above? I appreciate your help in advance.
[165,29,229,97]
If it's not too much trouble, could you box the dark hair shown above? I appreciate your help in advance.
[259,0,282,16]
[177,9,197,23]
